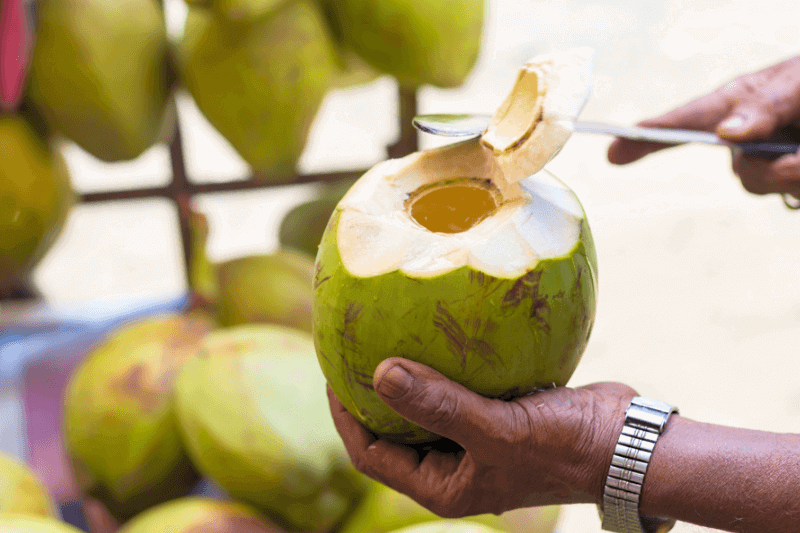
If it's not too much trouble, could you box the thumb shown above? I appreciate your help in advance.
[373,358,512,452]
[717,108,779,141]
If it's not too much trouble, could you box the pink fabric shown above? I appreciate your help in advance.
[0,0,33,112]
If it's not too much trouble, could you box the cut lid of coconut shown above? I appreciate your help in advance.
[481,47,594,186]
[336,139,585,279]
[333,48,593,279]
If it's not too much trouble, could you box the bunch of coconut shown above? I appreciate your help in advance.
[61,202,366,530]
[176,0,484,179]
[61,316,373,530]
[313,47,597,443]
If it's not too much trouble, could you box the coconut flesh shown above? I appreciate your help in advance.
[313,48,597,444]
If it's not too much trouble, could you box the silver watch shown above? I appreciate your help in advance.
[599,396,679,533]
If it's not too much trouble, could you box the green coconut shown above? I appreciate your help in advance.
[174,325,368,532]
[0,453,58,518]
[202,0,292,22]
[179,1,338,178]
[316,0,484,88]
[117,497,284,533]
[278,178,357,258]
[27,0,172,162]
[340,480,561,533]
[0,516,85,533]
[63,315,213,521]
[388,521,506,533]
[0,116,73,286]
[214,251,315,332]
[313,48,596,443]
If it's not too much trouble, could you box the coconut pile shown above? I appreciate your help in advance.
[2,0,595,531]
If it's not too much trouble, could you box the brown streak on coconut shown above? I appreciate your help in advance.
[114,365,165,413]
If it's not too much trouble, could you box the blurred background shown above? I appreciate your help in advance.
[2,0,800,532]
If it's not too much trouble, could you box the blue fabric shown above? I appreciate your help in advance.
[0,294,189,388]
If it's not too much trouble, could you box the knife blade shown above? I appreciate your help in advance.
[412,114,800,160]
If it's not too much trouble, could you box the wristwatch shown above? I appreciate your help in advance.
[599,396,679,533]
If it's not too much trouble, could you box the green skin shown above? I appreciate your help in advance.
[117,497,281,533]
[0,516,84,533]
[64,316,210,521]
[339,480,561,533]
[313,186,597,444]
[317,0,484,88]
[215,251,316,332]
[0,453,58,519]
[180,1,338,178]
[27,0,171,162]
[174,326,368,533]
[0,116,73,285]
[390,521,505,533]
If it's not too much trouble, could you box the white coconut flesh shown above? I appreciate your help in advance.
[335,47,594,280]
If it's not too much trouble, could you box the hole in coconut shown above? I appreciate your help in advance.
[406,178,500,234]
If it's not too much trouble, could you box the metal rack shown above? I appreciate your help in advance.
[1,87,420,302]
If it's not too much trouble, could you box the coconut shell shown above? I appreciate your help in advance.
[117,497,284,533]
[0,116,73,286]
[0,453,58,519]
[174,325,368,532]
[63,315,212,521]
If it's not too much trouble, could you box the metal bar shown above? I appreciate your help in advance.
[3,87,421,302]
[388,86,419,158]
[77,169,369,204]
[166,114,195,279]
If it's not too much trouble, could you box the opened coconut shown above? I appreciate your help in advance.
[313,48,597,443]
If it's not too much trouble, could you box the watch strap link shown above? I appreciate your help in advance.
[600,397,679,533]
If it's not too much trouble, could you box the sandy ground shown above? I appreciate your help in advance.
[9,0,800,531]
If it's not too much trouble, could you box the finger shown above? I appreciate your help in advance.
[327,384,376,459]
[716,107,780,142]
[372,358,514,456]
[326,384,428,480]
[716,62,800,141]
[733,151,800,196]
[327,387,466,510]
[607,92,732,165]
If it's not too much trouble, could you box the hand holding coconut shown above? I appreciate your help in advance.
[328,364,636,514]
[327,359,800,533]
[317,49,800,533]
[607,55,800,203]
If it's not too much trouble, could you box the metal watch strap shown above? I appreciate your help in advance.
[600,397,679,533]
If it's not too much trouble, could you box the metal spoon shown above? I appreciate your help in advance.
[412,113,800,160]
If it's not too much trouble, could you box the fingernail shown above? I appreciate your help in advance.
[719,114,747,132]
[377,366,413,400]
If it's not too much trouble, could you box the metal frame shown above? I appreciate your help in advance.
[1,87,419,301]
